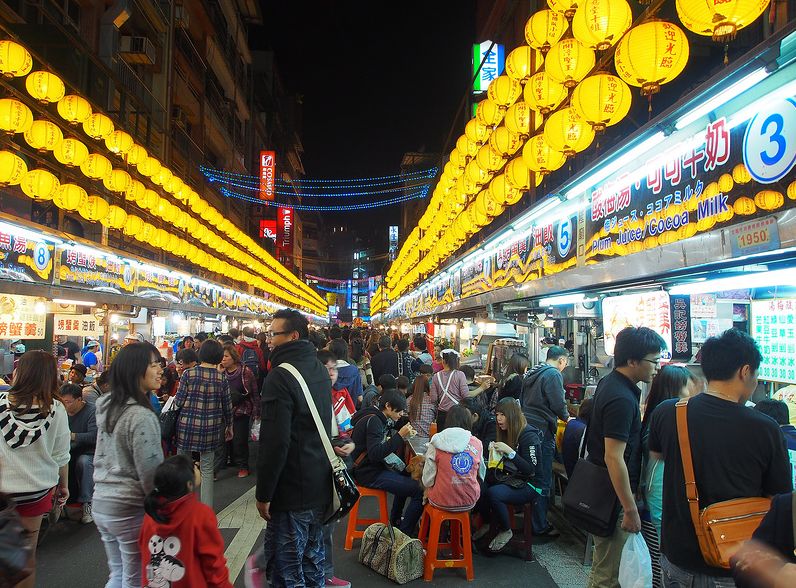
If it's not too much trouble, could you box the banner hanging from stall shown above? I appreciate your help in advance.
[0,294,46,339]
[55,245,135,294]
[135,266,184,303]
[53,313,104,338]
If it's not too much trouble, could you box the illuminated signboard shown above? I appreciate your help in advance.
[53,314,103,337]
[55,245,135,294]
[260,150,276,201]
[277,207,293,251]
[602,291,673,360]
[260,219,277,241]
[0,294,45,339]
[751,299,796,384]
[472,40,504,93]
[0,225,54,284]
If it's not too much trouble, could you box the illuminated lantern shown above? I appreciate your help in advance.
[703,181,719,198]
[468,203,490,228]
[733,196,756,215]
[524,72,568,115]
[476,190,506,218]
[0,40,32,78]
[0,151,26,186]
[504,102,533,138]
[80,153,112,180]
[788,181,796,200]
[489,174,520,206]
[755,190,784,211]
[475,144,505,171]
[572,0,633,50]
[53,137,89,167]
[544,107,595,156]
[522,134,567,174]
[157,198,172,218]
[718,173,734,194]
[505,46,538,83]
[465,160,491,186]
[79,195,110,222]
[54,184,86,211]
[476,99,505,126]
[123,215,143,237]
[125,144,147,166]
[732,163,752,184]
[487,76,522,109]
[546,38,596,88]
[0,98,33,134]
[103,169,132,193]
[57,95,92,125]
[25,71,66,103]
[504,157,532,192]
[525,9,568,54]
[102,205,127,229]
[105,130,134,155]
[21,169,59,200]
[126,179,146,202]
[137,156,162,178]
[142,190,160,211]
[465,118,490,145]
[571,74,632,131]
[135,222,156,243]
[456,134,478,157]
[676,0,769,42]
[82,113,114,139]
[614,21,690,95]
[457,174,480,196]
[167,175,184,196]
[489,126,524,156]
[548,0,579,18]
[24,120,62,151]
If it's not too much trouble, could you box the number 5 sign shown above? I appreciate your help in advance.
[743,98,796,184]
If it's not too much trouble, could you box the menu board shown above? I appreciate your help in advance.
[751,299,796,384]
[602,291,672,360]
[0,294,46,339]
[55,245,135,294]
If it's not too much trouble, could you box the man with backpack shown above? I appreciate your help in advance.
[237,326,266,389]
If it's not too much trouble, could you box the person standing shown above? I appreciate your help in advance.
[429,350,472,430]
[236,326,267,389]
[254,309,333,587]
[220,344,259,478]
[585,326,667,588]
[82,340,104,373]
[370,335,400,383]
[60,383,98,524]
[649,329,792,586]
[521,346,570,536]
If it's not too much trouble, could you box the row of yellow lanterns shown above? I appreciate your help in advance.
[0,39,326,311]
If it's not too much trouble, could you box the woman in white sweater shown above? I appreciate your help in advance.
[0,350,70,588]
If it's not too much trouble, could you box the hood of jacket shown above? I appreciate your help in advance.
[153,492,195,526]
[525,363,558,388]
[0,391,58,448]
[269,339,316,367]
[238,339,260,351]
[335,363,360,391]
[430,427,473,453]
[351,405,382,426]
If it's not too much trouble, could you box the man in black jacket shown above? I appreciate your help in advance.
[370,335,399,383]
[521,345,571,536]
[255,309,333,587]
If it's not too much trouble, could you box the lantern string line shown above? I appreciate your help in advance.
[200,165,438,189]
[219,184,431,211]
[205,173,436,197]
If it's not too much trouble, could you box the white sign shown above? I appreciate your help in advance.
[54,313,104,337]
[743,98,796,184]
[751,299,796,384]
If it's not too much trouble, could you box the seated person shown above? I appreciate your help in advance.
[561,397,593,479]
[82,371,110,405]
[81,340,103,373]
[68,363,87,386]
[460,396,497,448]
[350,389,423,535]
[422,404,484,512]
[60,383,97,524]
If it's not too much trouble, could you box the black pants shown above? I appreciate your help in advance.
[231,414,251,469]
[436,409,448,431]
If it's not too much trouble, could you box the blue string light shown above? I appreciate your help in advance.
[219,185,430,211]
[315,284,348,293]
[205,174,434,197]
[200,165,438,188]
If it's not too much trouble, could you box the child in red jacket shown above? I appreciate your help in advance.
[139,455,232,588]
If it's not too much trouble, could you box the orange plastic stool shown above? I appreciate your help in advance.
[344,486,389,550]
[418,504,474,581]
[488,502,534,561]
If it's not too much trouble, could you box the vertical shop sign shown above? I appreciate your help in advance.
[260,151,276,201]
[472,41,504,93]
[670,295,692,361]
[277,207,293,251]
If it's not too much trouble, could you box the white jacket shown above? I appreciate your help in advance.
[422,427,487,488]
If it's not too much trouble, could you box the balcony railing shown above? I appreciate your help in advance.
[113,58,166,128]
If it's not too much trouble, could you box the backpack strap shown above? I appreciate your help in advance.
[676,398,705,543]
[792,491,796,557]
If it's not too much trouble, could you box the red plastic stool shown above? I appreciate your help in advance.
[418,504,474,581]
[489,502,534,561]
[344,486,389,550]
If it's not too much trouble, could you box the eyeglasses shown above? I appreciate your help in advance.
[267,330,291,338]
[640,358,661,367]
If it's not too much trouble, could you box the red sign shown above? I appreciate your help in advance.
[260,150,276,200]
[277,207,293,251]
[259,220,277,241]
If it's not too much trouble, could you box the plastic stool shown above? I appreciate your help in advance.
[418,504,474,581]
[344,486,389,550]
[489,502,534,561]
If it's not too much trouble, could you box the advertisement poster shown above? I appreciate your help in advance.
[691,318,734,344]
[0,227,54,284]
[0,294,46,339]
[602,291,672,359]
[751,299,796,384]
[690,294,718,318]
[53,314,103,338]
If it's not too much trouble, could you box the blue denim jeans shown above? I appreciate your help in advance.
[263,508,326,588]
[366,470,424,535]
[661,554,736,588]
[483,482,537,531]
[532,430,556,533]
[93,507,145,588]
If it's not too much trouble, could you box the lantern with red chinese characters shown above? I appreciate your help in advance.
[614,21,690,95]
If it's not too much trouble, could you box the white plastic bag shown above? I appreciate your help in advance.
[619,532,653,588]
[250,419,260,442]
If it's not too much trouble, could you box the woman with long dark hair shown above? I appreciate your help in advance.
[0,351,70,588]
[429,350,471,430]
[93,342,164,588]
[408,372,435,437]
[497,353,530,402]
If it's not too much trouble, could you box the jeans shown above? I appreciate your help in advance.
[321,522,336,579]
[181,450,215,508]
[93,507,145,588]
[532,431,556,533]
[232,414,251,469]
[480,482,537,531]
[263,508,326,588]
[661,555,736,588]
[366,470,424,535]
[73,453,94,503]
[588,510,629,588]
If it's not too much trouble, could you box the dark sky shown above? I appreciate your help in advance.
[256,1,476,240]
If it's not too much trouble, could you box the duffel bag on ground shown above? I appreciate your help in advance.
[358,523,423,584]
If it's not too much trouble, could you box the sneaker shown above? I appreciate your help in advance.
[325,577,351,588]
[81,502,94,524]
[472,525,490,541]
[244,554,265,588]
[489,529,513,551]
[238,469,249,478]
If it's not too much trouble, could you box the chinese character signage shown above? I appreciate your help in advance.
[135,266,183,302]
[0,228,54,284]
[53,314,103,337]
[472,41,504,93]
[260,220,277,241]
[751,299,796,384]
[260,151,276,201]
[670,295,692,361]
[55,246,135,294]
[388,226,398,261]
[602,291,673,360]
[0,295,45,339]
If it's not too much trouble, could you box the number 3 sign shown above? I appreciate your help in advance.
[743,97,796,184]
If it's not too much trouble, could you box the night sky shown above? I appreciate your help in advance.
[256,1,476,239]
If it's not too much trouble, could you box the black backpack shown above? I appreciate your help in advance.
[240,346,260,382]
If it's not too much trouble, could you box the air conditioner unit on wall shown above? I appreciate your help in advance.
[119,36,156,65]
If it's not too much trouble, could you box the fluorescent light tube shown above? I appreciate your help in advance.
[675,68,768,130]
[539,293,588,306]
[669,268,796,295]
[52,298,96,307]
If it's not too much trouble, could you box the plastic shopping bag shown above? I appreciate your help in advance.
[250,419,261,442]
[619,532,653,588]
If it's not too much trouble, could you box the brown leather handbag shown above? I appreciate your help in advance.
[676,398,771,569]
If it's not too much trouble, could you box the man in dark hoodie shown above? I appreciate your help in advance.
[255,309,333,587]
[520,345,571,536]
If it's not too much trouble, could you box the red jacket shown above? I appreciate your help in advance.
[139,493,232,588]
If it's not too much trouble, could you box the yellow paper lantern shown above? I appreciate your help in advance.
[79,195,110,222]
[54,184,87,211]
[615,21,690,95]
[571,74,632,131]
[676,0,769,42]
[465,118,490,145]
[489,174,521,206]
[524,72,568,114]
[25,71,66,103]
[732,164,752,184]
[546,38,596,88]
[124,144,147,166]
[126,179,146,203]
[504,157,532,191]
[476,99,505,126]
[718,173,734,194]
[82,113,114,139]
[102,205,127,229]
[21,169,59,200]
[788,181,796,201]
[0,40,32,78]
[0,150,26,186]
[522,135,567,174]
[103,169,132,193]
[142,190,160,211]
[525,9,568,54]
[156,198,172,218]
[24,120,63,151]
[457,174,480,196]
[105,130,134,155]
[475,144,505,171]
[456,134,478,157]
[53,137,89,167]
[57,95,92,125]
[544,107,595,156]
[468,203,491,228]
[137,156,162,178]
[0,98,33,134]
[755,190,784,211]
[733,196,756,215]
[123,215,144,237]
[465,160,491,186]
[505,46,538,83]
[504,102,533,138]
[548,0,579,18]
[80,153,112,180]
[476,189,506,218]
[489,126,524,156]
[167,176,184,196]
[572,0,633,50]
[155,167,174,189]
[487,75,523,108]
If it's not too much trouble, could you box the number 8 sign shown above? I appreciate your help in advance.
[743,98,796,184]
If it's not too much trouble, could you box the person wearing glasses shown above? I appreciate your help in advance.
[585,326,667,588]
